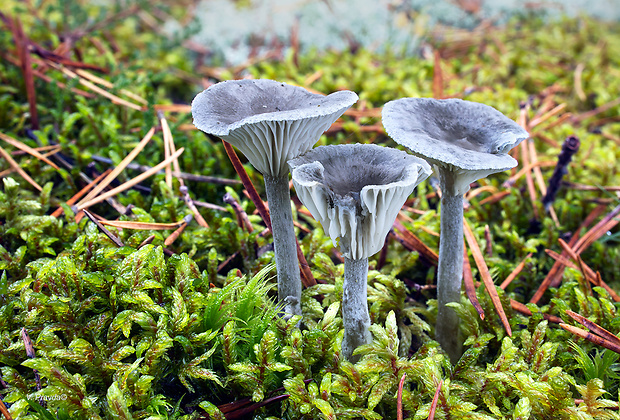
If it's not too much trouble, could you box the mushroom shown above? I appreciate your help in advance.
[289,144,431,360]
[192,79,358,316]
[382,97,528,362]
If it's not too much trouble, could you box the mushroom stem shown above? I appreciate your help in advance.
[264,175,302,316]
[435,170,464,363]
[342,256,371,362]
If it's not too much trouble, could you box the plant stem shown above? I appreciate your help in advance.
[435,187,464,363]
[264,175,302,316]
[342,256,371,361]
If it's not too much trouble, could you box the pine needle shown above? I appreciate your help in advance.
[560,323,620,355]
[75,68,148,104]
[463,245,485,320]
[49,61,145,111]
[0,132,59,169]
[98,218,189,231]
[0,145,42,191]
[76,147,184,211]
[393,219,439,265]
[463,218,512,336]
[51,168,112,217]
[76,127,155,207]
[499,252,533,290]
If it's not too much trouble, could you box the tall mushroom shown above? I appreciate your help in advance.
[382,98,528,362]
[192,79,358,316]
[289,144,431,360]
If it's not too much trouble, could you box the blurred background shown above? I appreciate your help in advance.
[170,0,620,65]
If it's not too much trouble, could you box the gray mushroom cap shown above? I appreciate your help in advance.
[382,98,529,195]
[289,144,432,260]
[192,79,359,177]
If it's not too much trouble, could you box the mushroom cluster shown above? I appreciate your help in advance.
[192,79,526,363]
[192,79,358,316]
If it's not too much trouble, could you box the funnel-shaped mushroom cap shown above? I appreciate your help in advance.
[192,79,359,177]
[382,98,529,195]
[289,144,431,260]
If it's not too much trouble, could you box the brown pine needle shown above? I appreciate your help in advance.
[545,249,580,271]
[12,17,38,129]
[77,127,156,207]
[0,145,62,178]
[158,111,177,188]
[466,185,497,200]
[573,97,620,123]
[98,218,189,231]
[51,62,144,111]
[528,103,567,129]
[75,68,148,104]
[163,215,192,246]
[563,182,620,192]
[463,245,485,320]
[76,147,184,211]
[560,323,620,355]
[520,142,539,219]
[222,140,272,229]
[224,192,253,232]
[510,300,562,324]
[0,132,59,169]
[500,252,533,290]
[82,210,124,247]
[433,50,444,99]
[503,160,556,188]
[478,190,511,206]
[397,373,407,420]
[536,112,573,132]
[0,145,42,191]
[154,104,191,113]
[0,396,13,420]
[463,219,512,336]
[138,235,156,249]
[557,239,620,302]
[531,203,608,302]
[527,140,559,226]
[393,219,439,265]
[566,310,620,346]
[573,204,620,254]
[428,380,443,420]
[51,169,112,217]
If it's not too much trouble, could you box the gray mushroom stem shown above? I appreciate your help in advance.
[435,169,464,362]
[289,144,431,361]
[342,256,372,362]
[264,175,302,316]
[382,97,529,363]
